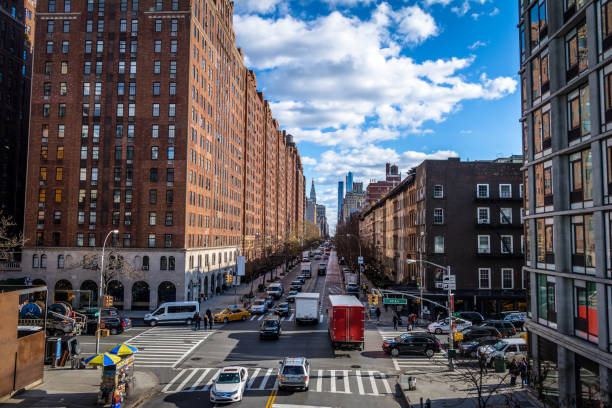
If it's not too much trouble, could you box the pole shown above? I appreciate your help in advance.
[419,249,423,320]
[96,230,117,355]
[447,265,454,371]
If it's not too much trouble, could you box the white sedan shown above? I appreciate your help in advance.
[210,366,248,403]
[427,317,472,334]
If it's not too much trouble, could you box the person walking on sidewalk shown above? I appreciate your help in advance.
[392,315,398,330]
[375,307,381,322]
[407,313,416,331]
[193,311,201,330]
[479,351,488,374]
[519,357,529,387]
[206,309,213,329]
[509,358,519,386]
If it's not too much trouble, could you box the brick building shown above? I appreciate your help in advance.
[365,163,402,205]
[360,157,525,316]
[15,0,304,311]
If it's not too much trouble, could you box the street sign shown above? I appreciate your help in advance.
[442,275,456,283]
[443,283,456,290]
[237,256,245,276]
[358,256,363,264]
[383,298,407,305]
[435,282,444,289]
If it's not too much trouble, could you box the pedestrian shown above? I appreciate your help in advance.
[375,307,381,322]
[206,309,213,329]
[392,315,398,331]
[193,311,201,330]
[519,357,528,387]
[509,358,519,386]
[203,314,210,330]
[479,351,488,374]
[407,314,415,331]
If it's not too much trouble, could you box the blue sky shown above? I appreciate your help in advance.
[233,0,520,232]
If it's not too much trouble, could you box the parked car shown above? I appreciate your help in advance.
[274,302,290,317]
[428,317,472,334]
[503,312,526,330]
[458,336,501,359]
[382,333,441,358]
[286,291,298,302]
[214,308,250,323]
[481,338,528,365]
[260,316,282,339]
[454,326,501,343]
[457,312,485,325]
[250,299,268,314]
[481,320,517,337]
[296,276,307,285]
[210,366,248,403]
[290,281,303,292]
[278,357,310,390]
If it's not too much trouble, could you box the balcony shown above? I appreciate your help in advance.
[0,261,21,271]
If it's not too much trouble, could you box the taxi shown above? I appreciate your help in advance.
[214,308,250,323]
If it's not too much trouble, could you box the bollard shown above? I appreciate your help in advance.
[420,397,424,408]
[426,398,431,408]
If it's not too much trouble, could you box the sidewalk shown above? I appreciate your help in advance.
[1,366,158,408]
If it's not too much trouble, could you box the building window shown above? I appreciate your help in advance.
[152,104,159,117]
[530,0,548,49]
[166,190,174,204]
[62,41,69,54]
[535,161,553,208]
[476,184,489,198]
[54,189,62,203]
[434,236,444,253]
[164,234,172,248]
[148,234,156,248]
[433,185,443,198]
[32,255,39,268]
[479,268,491,289]
[124,211,132,225]
[165,212,173,226]
[572,214,596,273]
[155,20,162,32]
[149,189,157,204]
[151,146,159,160]
[502,269,514,289]
[153,82,160,95]
[603,1,612,53]
[150,168,158,182]
[477,207,490,224]
[167,168,174,183]
[565,21,588,81]
[536,218,555,266]
[169,104,176,117]
[154,61,161,74]
[152,125,159,138]
[574,280,598,343]
[568,85,591,142]
[499,184,512,198]
[537,274,557,326]
[433,208,444,224]
[149,212,157,226]
[500,208,512,224]
[77,233,84,247]
[501,235,513,254]
[46,41,53,54]
[570,149,593,204]
[123,233,131,248]
[168,147,175,160]
[169,82,176,95]
[57,255,65,269]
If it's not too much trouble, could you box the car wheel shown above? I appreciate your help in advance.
[425,348,434,358]
[242,315,247,321]
[110,328,118,335]
[435,328,442,334]
[224,318,228,323]
[149,320,157,327]
[391,348,399,357]
[186,318,192,325]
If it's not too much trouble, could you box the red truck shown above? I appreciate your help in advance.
[328,295,365,350]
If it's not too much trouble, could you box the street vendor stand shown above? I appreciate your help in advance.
[85,344,137,408]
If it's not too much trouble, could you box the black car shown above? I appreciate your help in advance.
[86,316,127,335]
[458,326,501,343]
[481,320,517,337]
[318,264,327,275]
[260,316,281,339]
[265,296,275,308]
[382,333,441,358]
[458,312,485,325]
[458,336,500,358]
[290,281,303,292]
[297,275,307,284]
[274,302,290,317]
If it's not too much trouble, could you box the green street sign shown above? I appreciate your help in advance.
[383,298,407,305]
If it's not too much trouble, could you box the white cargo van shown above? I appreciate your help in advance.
[295,293,320,324]
[144,301,199,326]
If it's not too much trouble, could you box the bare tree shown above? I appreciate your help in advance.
[0,211,25,260]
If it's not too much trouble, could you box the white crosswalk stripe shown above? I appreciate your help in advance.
[377,327,448,373]
[161,367,394,396]
[126,326,216,368]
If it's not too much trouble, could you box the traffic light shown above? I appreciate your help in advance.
[225,274,233,284]
[373,295,378,305]
[368,294,372,304]
[416,278,421,288]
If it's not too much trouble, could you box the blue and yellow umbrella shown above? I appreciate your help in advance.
[85,352,122,366]
[107,343,138,356]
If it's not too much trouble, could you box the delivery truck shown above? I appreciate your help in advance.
[295,292,320,324]
[301,261,312,278]
[302,251,310,261]
[328,295,365,350]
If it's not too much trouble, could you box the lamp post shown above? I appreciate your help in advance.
[95,229,119,355]
[407,258,455,371]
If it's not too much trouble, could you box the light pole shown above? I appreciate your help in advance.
[343,233,362,288]
[96,229,119,355]
[418,231,424,320]
[407,258,455,371]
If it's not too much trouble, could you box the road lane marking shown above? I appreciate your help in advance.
[247,368,261,389]
[272,405,333,408]
[176,368,198,393]
[342,370,350,394]
[288,313,294,321]
[203,369,221,391]
[265,389,277,408]
[380,373,392,394]
[258,314,266,321]
[319,314,324,323]
[250,316,257,321]
[368,371,379,396]
[161,370,187,393]
[329,370,336,393]
[185,368,211,392]
[316,369,322,392]
[355,370,364,395]
[259,368,273,390]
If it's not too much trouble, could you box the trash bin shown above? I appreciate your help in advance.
[494,356,506,373]
[408,376,417,390]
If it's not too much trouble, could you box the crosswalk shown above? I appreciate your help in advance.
[162,367,393,396]
[127,326,217,368]
[377,327,448,373]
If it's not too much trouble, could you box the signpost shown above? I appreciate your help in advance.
[383,298,407,305]
[442,275,456,290]
[357,256,363,264]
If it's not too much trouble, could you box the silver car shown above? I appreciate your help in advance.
[278,357,310,390]
[250,299,268,314]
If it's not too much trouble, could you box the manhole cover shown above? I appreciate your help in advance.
[351,365,361,368]
[191,357,201,361]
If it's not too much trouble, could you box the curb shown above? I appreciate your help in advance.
[126,388,158,408]
[396,374,411,407]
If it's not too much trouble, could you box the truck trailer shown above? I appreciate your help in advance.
[328,295,365,350]
[300,262,312,278]
[295,292,320,324]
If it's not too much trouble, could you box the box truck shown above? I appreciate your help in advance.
[295,293,320,324]
[328,295,365,350]
[301,261,312,278]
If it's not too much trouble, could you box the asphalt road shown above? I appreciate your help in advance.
[138,250,407,408]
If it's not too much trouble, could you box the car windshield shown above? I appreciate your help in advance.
[282,366,304,375]
[254,301,265,306]
[493,341,508,351]
[292,281,301,285]
[264,320,278,328]
[279,304,288,309]
[219,309,230,314]
[217,373,240,384]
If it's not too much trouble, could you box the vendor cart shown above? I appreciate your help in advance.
[96,354,135,407]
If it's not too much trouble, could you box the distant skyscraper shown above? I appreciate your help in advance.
[337,181,344,221]
[346,172,354,193]
[309,179,317,202]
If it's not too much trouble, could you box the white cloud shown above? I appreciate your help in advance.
[459,129,472,134]
[423,0,453,5]
[489,7,499,16]
[301,156,317,165]
[469,40,487,49]
[321,0,375,6]
[234,0,283,14]
[235,5,516,146]
[451,0,470,16]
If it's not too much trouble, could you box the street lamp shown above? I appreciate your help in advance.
[95,229,119,355]
[407,258,455,371]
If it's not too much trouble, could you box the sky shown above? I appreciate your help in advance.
[233,0,520,233]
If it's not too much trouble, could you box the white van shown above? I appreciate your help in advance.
[483,338,527,365]
[267,283,284,299]
[144,301,199,326]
